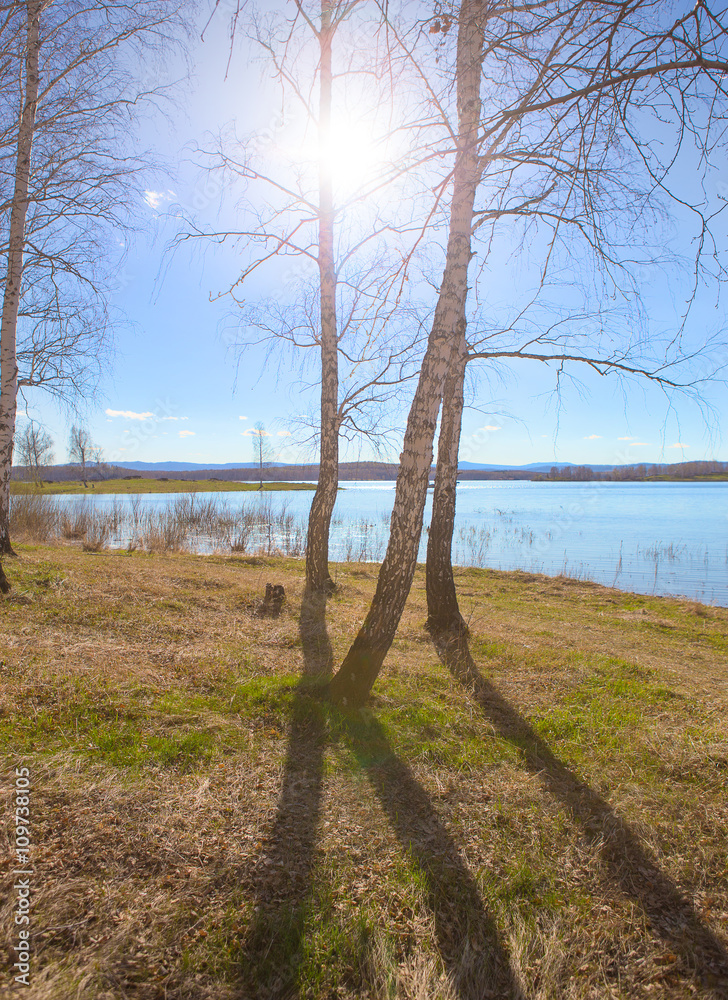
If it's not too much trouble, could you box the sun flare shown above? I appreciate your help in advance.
[319,119,391,192]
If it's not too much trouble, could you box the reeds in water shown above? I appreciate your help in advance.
[9,493,311,558]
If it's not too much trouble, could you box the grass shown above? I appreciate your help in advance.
[11,477,316,494]
[0,545,726,999]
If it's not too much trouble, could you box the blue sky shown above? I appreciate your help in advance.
[20,6,728,470]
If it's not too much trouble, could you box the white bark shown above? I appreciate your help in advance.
[0,1,41,554]
[305,0,340,593]
[328,0,485,706]
[426,331,467,635]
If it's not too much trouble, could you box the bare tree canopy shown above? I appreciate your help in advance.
[0,0,189,557]
[194,0,431,592]
[328,0,728,707]
[68,423,102,488]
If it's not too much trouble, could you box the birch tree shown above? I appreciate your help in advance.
[0,0,187,569]
[68,424,98,489]
[328,0,486,706]
[424,0,728,636]
[198,0,425,593]
[328,0,728,707]
[0,0,41,554]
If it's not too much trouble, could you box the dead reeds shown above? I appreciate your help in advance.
[9,492,313,558]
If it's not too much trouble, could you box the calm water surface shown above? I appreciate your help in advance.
[66,480,727,606]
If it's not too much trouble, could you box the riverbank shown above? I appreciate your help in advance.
[10,478,316,495]
[1,544,726,999]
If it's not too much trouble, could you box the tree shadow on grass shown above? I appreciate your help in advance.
[431,629,728,997]
[235,592,522,999]
[341,712,524,999]
[233,587,332,998]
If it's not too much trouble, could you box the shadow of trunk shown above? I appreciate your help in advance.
[233,587,332,998]
[343,712,524,999]
[431,629,728,997]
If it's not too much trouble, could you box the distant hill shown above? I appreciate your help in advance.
[118,461,290,471]
[11,459,727,483]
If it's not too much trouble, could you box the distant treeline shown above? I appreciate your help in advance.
[535,460,728,481]
[11,461,403,482]
[11,459,728,483]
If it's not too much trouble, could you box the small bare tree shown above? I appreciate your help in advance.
[68,424,97,489]
[16,419,53,486]
[250,422,275,490]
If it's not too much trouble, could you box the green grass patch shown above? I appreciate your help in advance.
[88,724,215,769]
[531,657,694,769]
[11,478,316,495]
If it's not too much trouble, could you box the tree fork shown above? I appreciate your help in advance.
[328,0,485,707]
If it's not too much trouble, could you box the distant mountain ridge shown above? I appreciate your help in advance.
[12,459,727,483]
[116,459,587,472]
[117,461,290,471]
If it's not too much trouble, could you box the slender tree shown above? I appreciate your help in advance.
[250,421,274,489]
[424,0,728,636]
[68,424,96,489]
[198,0,425,593]
[0,0,188,577]
[305,0,339,592]
[0,0,41,554]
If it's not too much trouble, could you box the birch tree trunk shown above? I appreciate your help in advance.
[0,1,41,557]
[328,0,485,707]
[425,335,467,635]
[305,0,339,594]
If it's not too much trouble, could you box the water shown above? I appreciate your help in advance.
[57,480,728,606]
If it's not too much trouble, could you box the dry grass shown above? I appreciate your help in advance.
[0,545,727,999]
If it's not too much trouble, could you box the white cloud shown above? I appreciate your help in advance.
[617,435,636,441]
[143,189,175,210]
[669,442,689,449]
[239,415,248,421]
[632,442,651,447]
[583,434,602,440]
[478,425,501,432]
[242,428,270,437]
[179,430,195,439]
[277,430,292,437]
[106,408,155,421]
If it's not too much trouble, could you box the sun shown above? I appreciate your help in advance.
[280,111,398,203]
[319,117,392,195]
